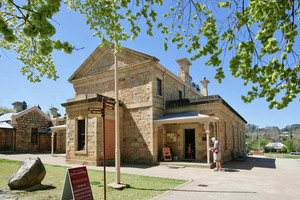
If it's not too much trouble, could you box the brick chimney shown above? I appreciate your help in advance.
[12,102,23,113]
[176,58,192,84]
[50,107,58,118]
[200,77,210,96]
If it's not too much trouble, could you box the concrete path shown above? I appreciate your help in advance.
[0,153,300,200]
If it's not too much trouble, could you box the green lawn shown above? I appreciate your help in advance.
[0,159,186,200]
[264,153,300,159]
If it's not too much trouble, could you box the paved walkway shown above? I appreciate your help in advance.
[1,153,300,200]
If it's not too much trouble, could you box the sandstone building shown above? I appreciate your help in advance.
[0,102,66,153]
[62,45,247,166]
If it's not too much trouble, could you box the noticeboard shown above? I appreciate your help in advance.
[162,147,172,161]
[61,166,93,200]
[166,133,177,143]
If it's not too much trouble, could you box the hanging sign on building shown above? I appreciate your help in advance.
[61,166,94,200]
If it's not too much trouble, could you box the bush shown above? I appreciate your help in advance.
[281,146,287,153]
[264,146,270,153]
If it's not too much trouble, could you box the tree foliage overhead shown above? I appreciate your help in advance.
[1,0,300,109]
[0,0,73,82]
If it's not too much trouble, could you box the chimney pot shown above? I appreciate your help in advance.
[12,102,23,113]
[176,58,192,84]
[50,107,58,118]
[200,78,210,96]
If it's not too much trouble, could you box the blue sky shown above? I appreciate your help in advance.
[0,4,299,129]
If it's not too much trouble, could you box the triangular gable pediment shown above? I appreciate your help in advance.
[11,106,51,125]
[68,44,159,82]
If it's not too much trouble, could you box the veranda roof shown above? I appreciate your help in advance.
[154,112,218,125]
[39,128,52,134]
[50,124,66,130]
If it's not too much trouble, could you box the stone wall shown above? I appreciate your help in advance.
[55,130,66,153]
[65,103,98,165]
[153,67,201,104]
[152,66,202,123]
[70,63,155,164]
[14,110,51,152]
[73,64,153,106]
[65,100,119,166]
[121,107,153,164]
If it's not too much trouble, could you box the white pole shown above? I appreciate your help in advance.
[114,43,121,184]
[51,132,55,156]
[205,122,210,165]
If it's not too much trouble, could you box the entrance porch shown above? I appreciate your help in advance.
[154,112,219,166]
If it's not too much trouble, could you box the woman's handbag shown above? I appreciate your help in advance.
[214,149,219,154]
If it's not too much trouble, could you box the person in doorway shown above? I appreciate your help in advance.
[211,137,222,171]
[187,144,193,159]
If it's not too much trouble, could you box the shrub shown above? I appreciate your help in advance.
[264,146,270,153]
[281,146,287,153]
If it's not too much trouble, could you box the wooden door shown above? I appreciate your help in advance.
[157,129,161,160]
[0,131,2,151]
[105,120,115,160]
[39,133,51,151]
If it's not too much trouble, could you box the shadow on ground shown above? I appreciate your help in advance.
[223,156,276,171]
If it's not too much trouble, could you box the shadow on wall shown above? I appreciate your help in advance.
[223,156,276,170]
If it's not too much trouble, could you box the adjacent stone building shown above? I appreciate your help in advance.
[0,103,66,153]
[62,45,247,166]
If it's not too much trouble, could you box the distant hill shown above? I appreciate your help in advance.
[246,124,300,134]
[280,124,300,134]
[246,123,300,152]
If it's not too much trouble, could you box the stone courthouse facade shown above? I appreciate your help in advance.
[62,45,247,166]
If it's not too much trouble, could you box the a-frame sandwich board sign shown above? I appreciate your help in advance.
[61,166,94,200]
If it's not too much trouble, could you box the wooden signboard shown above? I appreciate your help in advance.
[61,166,93,200]
[162,147,172,161]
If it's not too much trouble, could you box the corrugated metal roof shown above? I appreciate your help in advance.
[0,113,13,122]
[0,122,13,129]
[265,142,287,149]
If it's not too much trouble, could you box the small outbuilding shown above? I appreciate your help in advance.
[265,142,287,152]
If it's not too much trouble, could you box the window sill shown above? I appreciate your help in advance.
[74,150,87,155]
[156,94,163,99]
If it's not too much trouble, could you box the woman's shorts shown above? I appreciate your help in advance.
[215,151,222,160]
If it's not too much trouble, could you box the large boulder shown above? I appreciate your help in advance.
[8,157,46,190]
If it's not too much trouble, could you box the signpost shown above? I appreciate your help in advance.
[88,98,115,200]
[61,166,93,200]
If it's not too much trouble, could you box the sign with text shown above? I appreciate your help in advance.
[61,166,94,200]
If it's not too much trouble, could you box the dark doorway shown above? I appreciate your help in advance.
[185,129,195,159]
